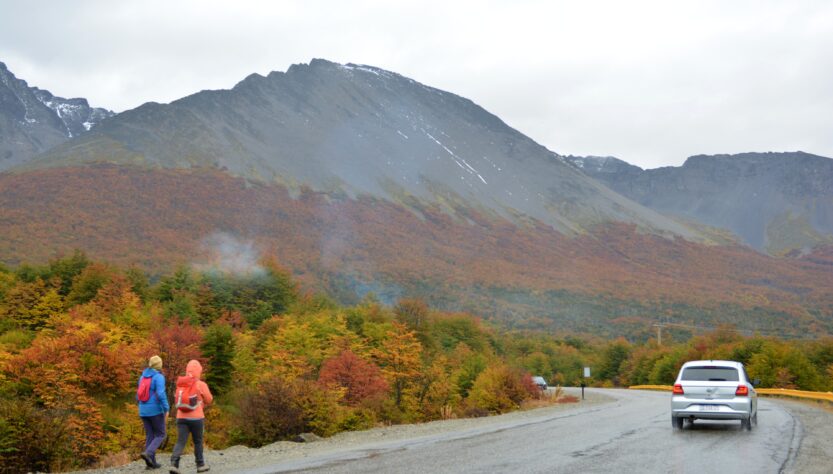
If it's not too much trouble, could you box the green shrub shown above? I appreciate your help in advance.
[0,399,73,473]
[338,407,377,431]
[202,323,235,396]
[0,329,34,350]
[232,377,306,447]
[466,365,537,414]
[231,377,345,445]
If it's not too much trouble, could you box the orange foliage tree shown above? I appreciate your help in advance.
[318,349,388,406]
[5,318,144,466]
[152,320,204,395]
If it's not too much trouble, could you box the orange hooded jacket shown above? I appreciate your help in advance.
[175,359,213,419]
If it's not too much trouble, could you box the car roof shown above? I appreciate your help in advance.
[680,360,743,369]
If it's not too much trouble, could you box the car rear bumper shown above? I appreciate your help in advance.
[671,396,753,420]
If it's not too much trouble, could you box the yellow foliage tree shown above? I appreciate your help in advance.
[374,322,422,408]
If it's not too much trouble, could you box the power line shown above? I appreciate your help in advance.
[652,321,815,345]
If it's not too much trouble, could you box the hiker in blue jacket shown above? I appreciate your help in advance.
[138,355,170,470]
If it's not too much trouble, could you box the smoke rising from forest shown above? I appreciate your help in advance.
[194,232,265,276]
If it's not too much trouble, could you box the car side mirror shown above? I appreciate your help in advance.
[752,378,761,387]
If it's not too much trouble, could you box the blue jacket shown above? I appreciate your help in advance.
[137,368,170,417]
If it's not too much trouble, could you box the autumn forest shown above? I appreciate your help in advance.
[2,166,832,337]
[2,252,833,472]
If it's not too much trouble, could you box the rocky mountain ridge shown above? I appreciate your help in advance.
[0,61,113,169]
[565,152,833,254]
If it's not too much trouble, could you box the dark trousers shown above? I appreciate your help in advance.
[140,413,167,463]
[170,418,205,467]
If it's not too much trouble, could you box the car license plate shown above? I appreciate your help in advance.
[699,405,719,412]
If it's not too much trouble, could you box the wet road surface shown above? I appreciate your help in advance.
[240,389,807,473]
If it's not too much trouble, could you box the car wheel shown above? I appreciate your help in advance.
[672,416,684,430]
[742,417,752,430]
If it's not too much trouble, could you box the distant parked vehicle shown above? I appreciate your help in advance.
[532,376,548,390]
[670,360,758,430]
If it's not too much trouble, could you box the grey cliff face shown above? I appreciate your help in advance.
[570,151,833,253]
[0,61,113,170]
[28,59,698,240]
[31,88,113,138]
[564,155,643,176]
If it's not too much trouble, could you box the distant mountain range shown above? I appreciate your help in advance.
[565,152,833,254]
[1,59,831,337]
[0,61,112,169]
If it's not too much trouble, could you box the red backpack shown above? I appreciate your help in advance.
[137,375,153,402]
[175,375,201,413]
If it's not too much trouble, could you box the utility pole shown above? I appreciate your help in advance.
[653,323,664,346]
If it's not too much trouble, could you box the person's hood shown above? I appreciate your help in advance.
[185,359,203,380]
[142,367,159,378]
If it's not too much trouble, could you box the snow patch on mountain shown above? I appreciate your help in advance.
[32,89,114,137]
[421,128,489,185]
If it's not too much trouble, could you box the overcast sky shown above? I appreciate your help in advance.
[1,0,831,168]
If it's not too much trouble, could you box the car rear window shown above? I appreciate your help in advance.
[681,366,739,382]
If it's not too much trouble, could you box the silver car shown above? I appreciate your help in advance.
[670,360,758,430]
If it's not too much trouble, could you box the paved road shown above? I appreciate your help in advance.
[239,389,813,474]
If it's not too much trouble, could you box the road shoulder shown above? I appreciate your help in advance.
[773,398,833,474]
[79,388,613,474]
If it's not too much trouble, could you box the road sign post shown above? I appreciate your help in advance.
[582,367,590,400]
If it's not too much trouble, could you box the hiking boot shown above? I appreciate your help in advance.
[140,452,154,468]
[145,461,162,470]
[197,465,210,473]
[168,466,180,474]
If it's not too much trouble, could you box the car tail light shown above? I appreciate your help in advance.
[736,385,749,396]
[673,384,684,395]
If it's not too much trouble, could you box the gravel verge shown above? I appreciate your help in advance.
[78,387,612,474]
[771,398,833,474]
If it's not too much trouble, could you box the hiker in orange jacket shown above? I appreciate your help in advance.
[169,359,213,474]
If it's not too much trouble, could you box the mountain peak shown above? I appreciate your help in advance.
[309,57,339,68]
[565,155,643,174]
[0,60,114,168]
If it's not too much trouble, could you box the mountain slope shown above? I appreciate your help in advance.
[0,61,113,170]
[566,152,833,254]
[1,165,831,336]
[25,59,696,239]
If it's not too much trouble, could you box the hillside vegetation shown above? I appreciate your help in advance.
[1,253,833,472]
[1,166,832,336]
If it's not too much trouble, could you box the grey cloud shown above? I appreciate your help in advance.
[1,0,831,169]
